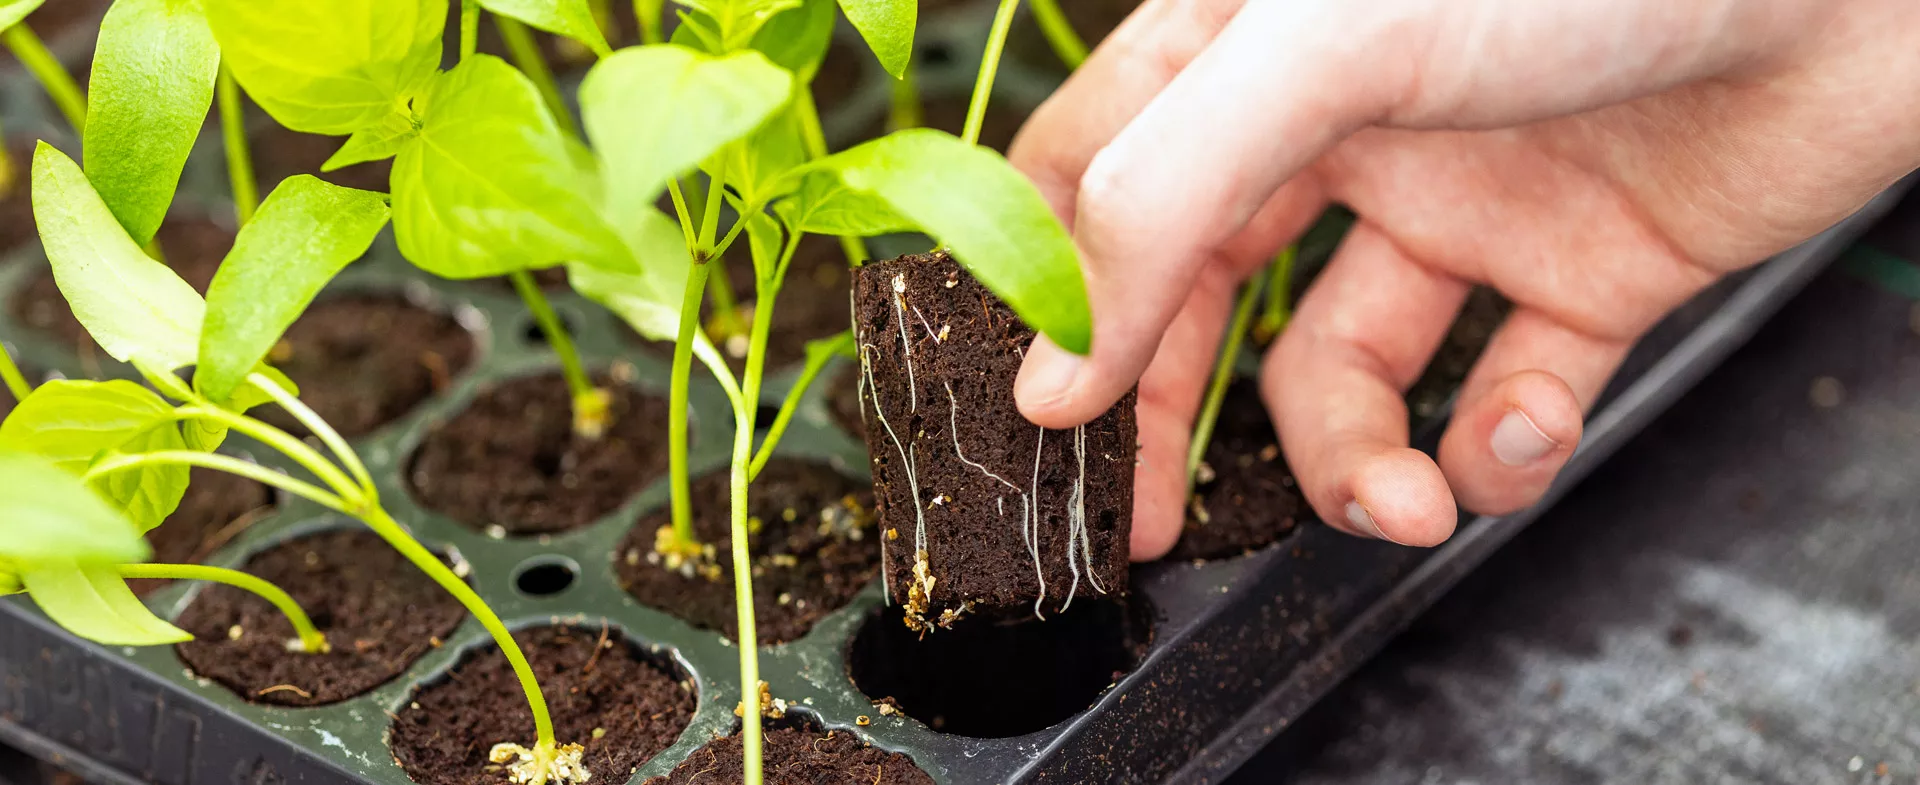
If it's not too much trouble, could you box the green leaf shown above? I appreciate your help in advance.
[82,0,222,247]
[322,112,417,173]
[837,0,913,78]
[393,57,629,278]
[745,209,782,282]
[479,0,610,57]
[0,452,150,565]
[816,129,1091,353]
[708,101,808,208]
[579,44,793,223]
[568,208,691,342]
[203,0,445,135]
[0,0,48,31]
[32,143,206,371]
[773,168,913,236]
[198,176,390,401]
[676,0,800,49]
[752,0,835,82]
[0,379,191,533]
[20,562,193,646]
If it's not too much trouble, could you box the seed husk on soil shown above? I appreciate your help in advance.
[850,253,1136,631]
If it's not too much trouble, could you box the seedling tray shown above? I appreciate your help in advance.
[3,3,1914,782]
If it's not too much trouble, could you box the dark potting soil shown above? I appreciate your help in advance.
[1168,379,1310,561]
[825,364,865,443]
[1406,287,1512,421]
[407,372,675,535]
[851,254,1136,629]
[644,723,934,785]
[614,458,880,643]
[255,295,475,439]
[173,529,468,706]
[848,597,1153,738]
[391,624,697,785]
[639,236,852,374]
[811,37,868,115]
[251,123,393,195]
[11,217,233,358]
[128,467,276,596]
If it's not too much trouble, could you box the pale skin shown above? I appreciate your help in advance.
[1007,0,1920,556]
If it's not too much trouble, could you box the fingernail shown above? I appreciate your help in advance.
[1490,409,1558,467]
[1015,340,1083,407]
[1346,500,1392,542]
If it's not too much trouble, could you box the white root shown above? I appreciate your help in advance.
[1029,425,1050,617]
[861,345,926,606]
[946,381,1046,619]
[1061,423,1103,612]
[891,273,917,411]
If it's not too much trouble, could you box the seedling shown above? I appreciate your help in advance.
[1027,0,1087,69]
[0,451,329,653]
[1189,246,1295,487]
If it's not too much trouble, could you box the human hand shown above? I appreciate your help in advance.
[1007,0,1920,557]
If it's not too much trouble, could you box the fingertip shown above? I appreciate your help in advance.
[1014,335,1088,428]
[1439,370,1583,515]
[1348,448,1456,547]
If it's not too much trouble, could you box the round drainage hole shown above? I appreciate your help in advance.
[847,596,1153,738]
[514,559,577,597]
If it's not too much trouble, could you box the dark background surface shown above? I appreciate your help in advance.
[11,197,1920,785]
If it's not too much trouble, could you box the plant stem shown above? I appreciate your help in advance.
[217,65,258,226]
[1254,245,1297,342]
[0,341,32,401]
[509,271,609,439]
[726,409,762,785]
[2,25,84,134]
[244,372,376,496]
[172,407,364,505]
[749,331,851,480]
[962,0,1021,147]
[791,90,868,267]
[665,260,713,548]
[696,169,726,252]
[87,450,351,515]
[116,563,329,653]
[495,15,582,139]
[634,0,663,44]
[358,506,557,755]
[1187,276,1264,485]
[586,0,615,43]
[888,66,922,132]
[459,0,480,62]
[1027,0,1087,69]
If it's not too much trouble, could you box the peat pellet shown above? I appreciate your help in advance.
[174,529,467,706]
[1169,379,1310,561]
[407,373,674,535]
[392,624,696,785]
[850,253,1136,631]
[615,459,881,644]
[643,723,933,785]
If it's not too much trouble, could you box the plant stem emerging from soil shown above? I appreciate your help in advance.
[0,342,32,401]
[964,0,1022,148]
[217,64,258,226]
[495,15,583,139]
[509,271,612,439]
[115,563,329,653]
[1,24,84,134]
[1028,0,1088,69]
[662,255,714,558]
[1187,275,1263,486]
[1253,245,1296,343]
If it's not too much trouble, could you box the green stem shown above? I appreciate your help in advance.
[634,0,663,44]
[586,0,615,43]
[696,170,726,252]
[889,65,922,132]
[792,90,868,267]
[726,409,762,785]
[244,372,376,497]
[1187,277,1264,485]
[749,331,851,481]
[666,178,699,251]
[665,260,714,547]
[963,0,1021,147]
[459,0,480,62]
[738,234,794,425]
[1028,0,1088,69]
[116,564,328,653]
[86,451,351,515]
[172,407,364,505]
[0,341,31,401]
[496,16,581,139]
[2,24,84,134]
[1254,245,1296,341]
[509,270,609,439]
[217,65,258,227]
[359,506,557,754]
